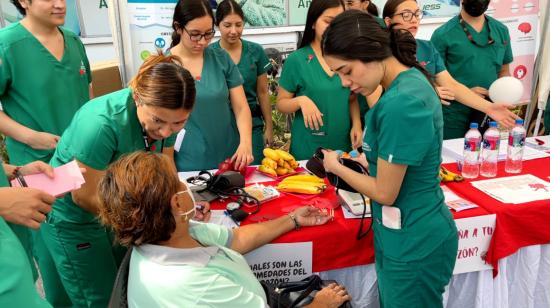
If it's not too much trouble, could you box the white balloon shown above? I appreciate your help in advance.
[488,77,524,104]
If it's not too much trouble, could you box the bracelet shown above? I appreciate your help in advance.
[9,166,21,181]
[288,213,300,230]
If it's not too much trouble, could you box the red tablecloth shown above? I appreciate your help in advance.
[443,157,550,276]
[211,178,491,273]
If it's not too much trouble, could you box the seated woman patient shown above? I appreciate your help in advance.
[97,151,351,307]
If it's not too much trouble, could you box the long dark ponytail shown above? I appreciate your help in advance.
[170,0,214,48]
[322,10,434,87]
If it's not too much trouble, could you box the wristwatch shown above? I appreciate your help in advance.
[226,202,241,212]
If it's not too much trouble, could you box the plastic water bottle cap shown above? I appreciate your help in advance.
[489,121,497,128]
[470,123,479,129]
[515,119,524,125]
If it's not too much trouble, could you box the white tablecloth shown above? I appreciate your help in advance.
[319,244,550,308]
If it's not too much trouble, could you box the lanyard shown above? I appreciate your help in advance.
[141,127,165,153]
[458,14,495,47]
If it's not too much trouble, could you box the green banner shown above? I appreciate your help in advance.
[288,0,310,26]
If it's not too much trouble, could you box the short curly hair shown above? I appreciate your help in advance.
[11,0,28,16]
[98,151,180,246]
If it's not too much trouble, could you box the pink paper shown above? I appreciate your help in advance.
[11,160,85,197]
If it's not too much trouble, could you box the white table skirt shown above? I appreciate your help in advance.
[319,244,550,308]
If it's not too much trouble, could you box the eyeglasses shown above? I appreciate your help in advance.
[183,27,215,42]
[393,10,423,22]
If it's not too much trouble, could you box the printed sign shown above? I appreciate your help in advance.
[245,242,312,283]
[453,214,496,274]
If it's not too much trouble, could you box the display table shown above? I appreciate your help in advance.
[443,157,550,275]
[178,138,550,307]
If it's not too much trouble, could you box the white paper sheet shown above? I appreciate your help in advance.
[470,174,550,204]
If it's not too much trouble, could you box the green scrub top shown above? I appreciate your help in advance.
[373,15,387,28]
[49,89,175,223]
[416,39,446,76]
[278,45,352,160]
[363,68,456,262]
[0,164,51,307]
[0,22,92,165]
[431,15,513,139]
[210,40,271,164]
[174,47,244,171]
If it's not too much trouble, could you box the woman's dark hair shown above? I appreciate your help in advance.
[129,51,196,111]
[98,152,180,246]
[215,0,244,26]
[11,0,27,15]
[322,10,433,84]
[367,1,379,16]
[299,0,345,49]
[170,0,214,48]
[382,0,416,19]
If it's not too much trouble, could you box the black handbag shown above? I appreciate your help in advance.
[261,275,352,308]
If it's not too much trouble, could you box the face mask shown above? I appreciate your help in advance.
[463,0,489,17]
[175,182,196,221]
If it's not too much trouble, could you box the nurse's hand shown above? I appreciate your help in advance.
[19,161,55,178]
[470,87,489,98]
[232,143,254,171]
[0,187,55,229]
[350,152,369,170]
[350,125,363,149]
[26,131,60,150]
[487,103,519,129]
[264,125,274,148]
[436,86,454,105]
[298,96,324,131]
[321,150,342,175]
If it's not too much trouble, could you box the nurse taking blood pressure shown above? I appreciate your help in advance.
[321,10,458,307]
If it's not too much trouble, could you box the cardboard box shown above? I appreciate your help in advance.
[91,60,123,97]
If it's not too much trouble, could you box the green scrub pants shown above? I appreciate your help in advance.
[252,118,265,165]
[32,229,73,307]
[41,215,127,308]
[375,232,458,308]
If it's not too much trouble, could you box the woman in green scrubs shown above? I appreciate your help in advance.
[431,0,514,138]
[170,0,253,171]
[344,0,386,126]
[382,0,516,140]
[322,10,458,307]
[0,161,56,308]
[277,0,362,160]
[40,54,200,307]
[0,1,92,305]
[211,0,273,165]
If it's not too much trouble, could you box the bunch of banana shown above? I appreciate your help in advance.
[439,166,464,182]
[277,175,327,195]
[258,148,300,176]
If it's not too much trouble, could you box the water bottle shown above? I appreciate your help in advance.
[480,121,500,177]
[462,123,482,179]
[505,119,526,173]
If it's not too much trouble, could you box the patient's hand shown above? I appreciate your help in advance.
[194,201,211,222]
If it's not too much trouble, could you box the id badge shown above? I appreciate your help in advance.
[381,206,401,229]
